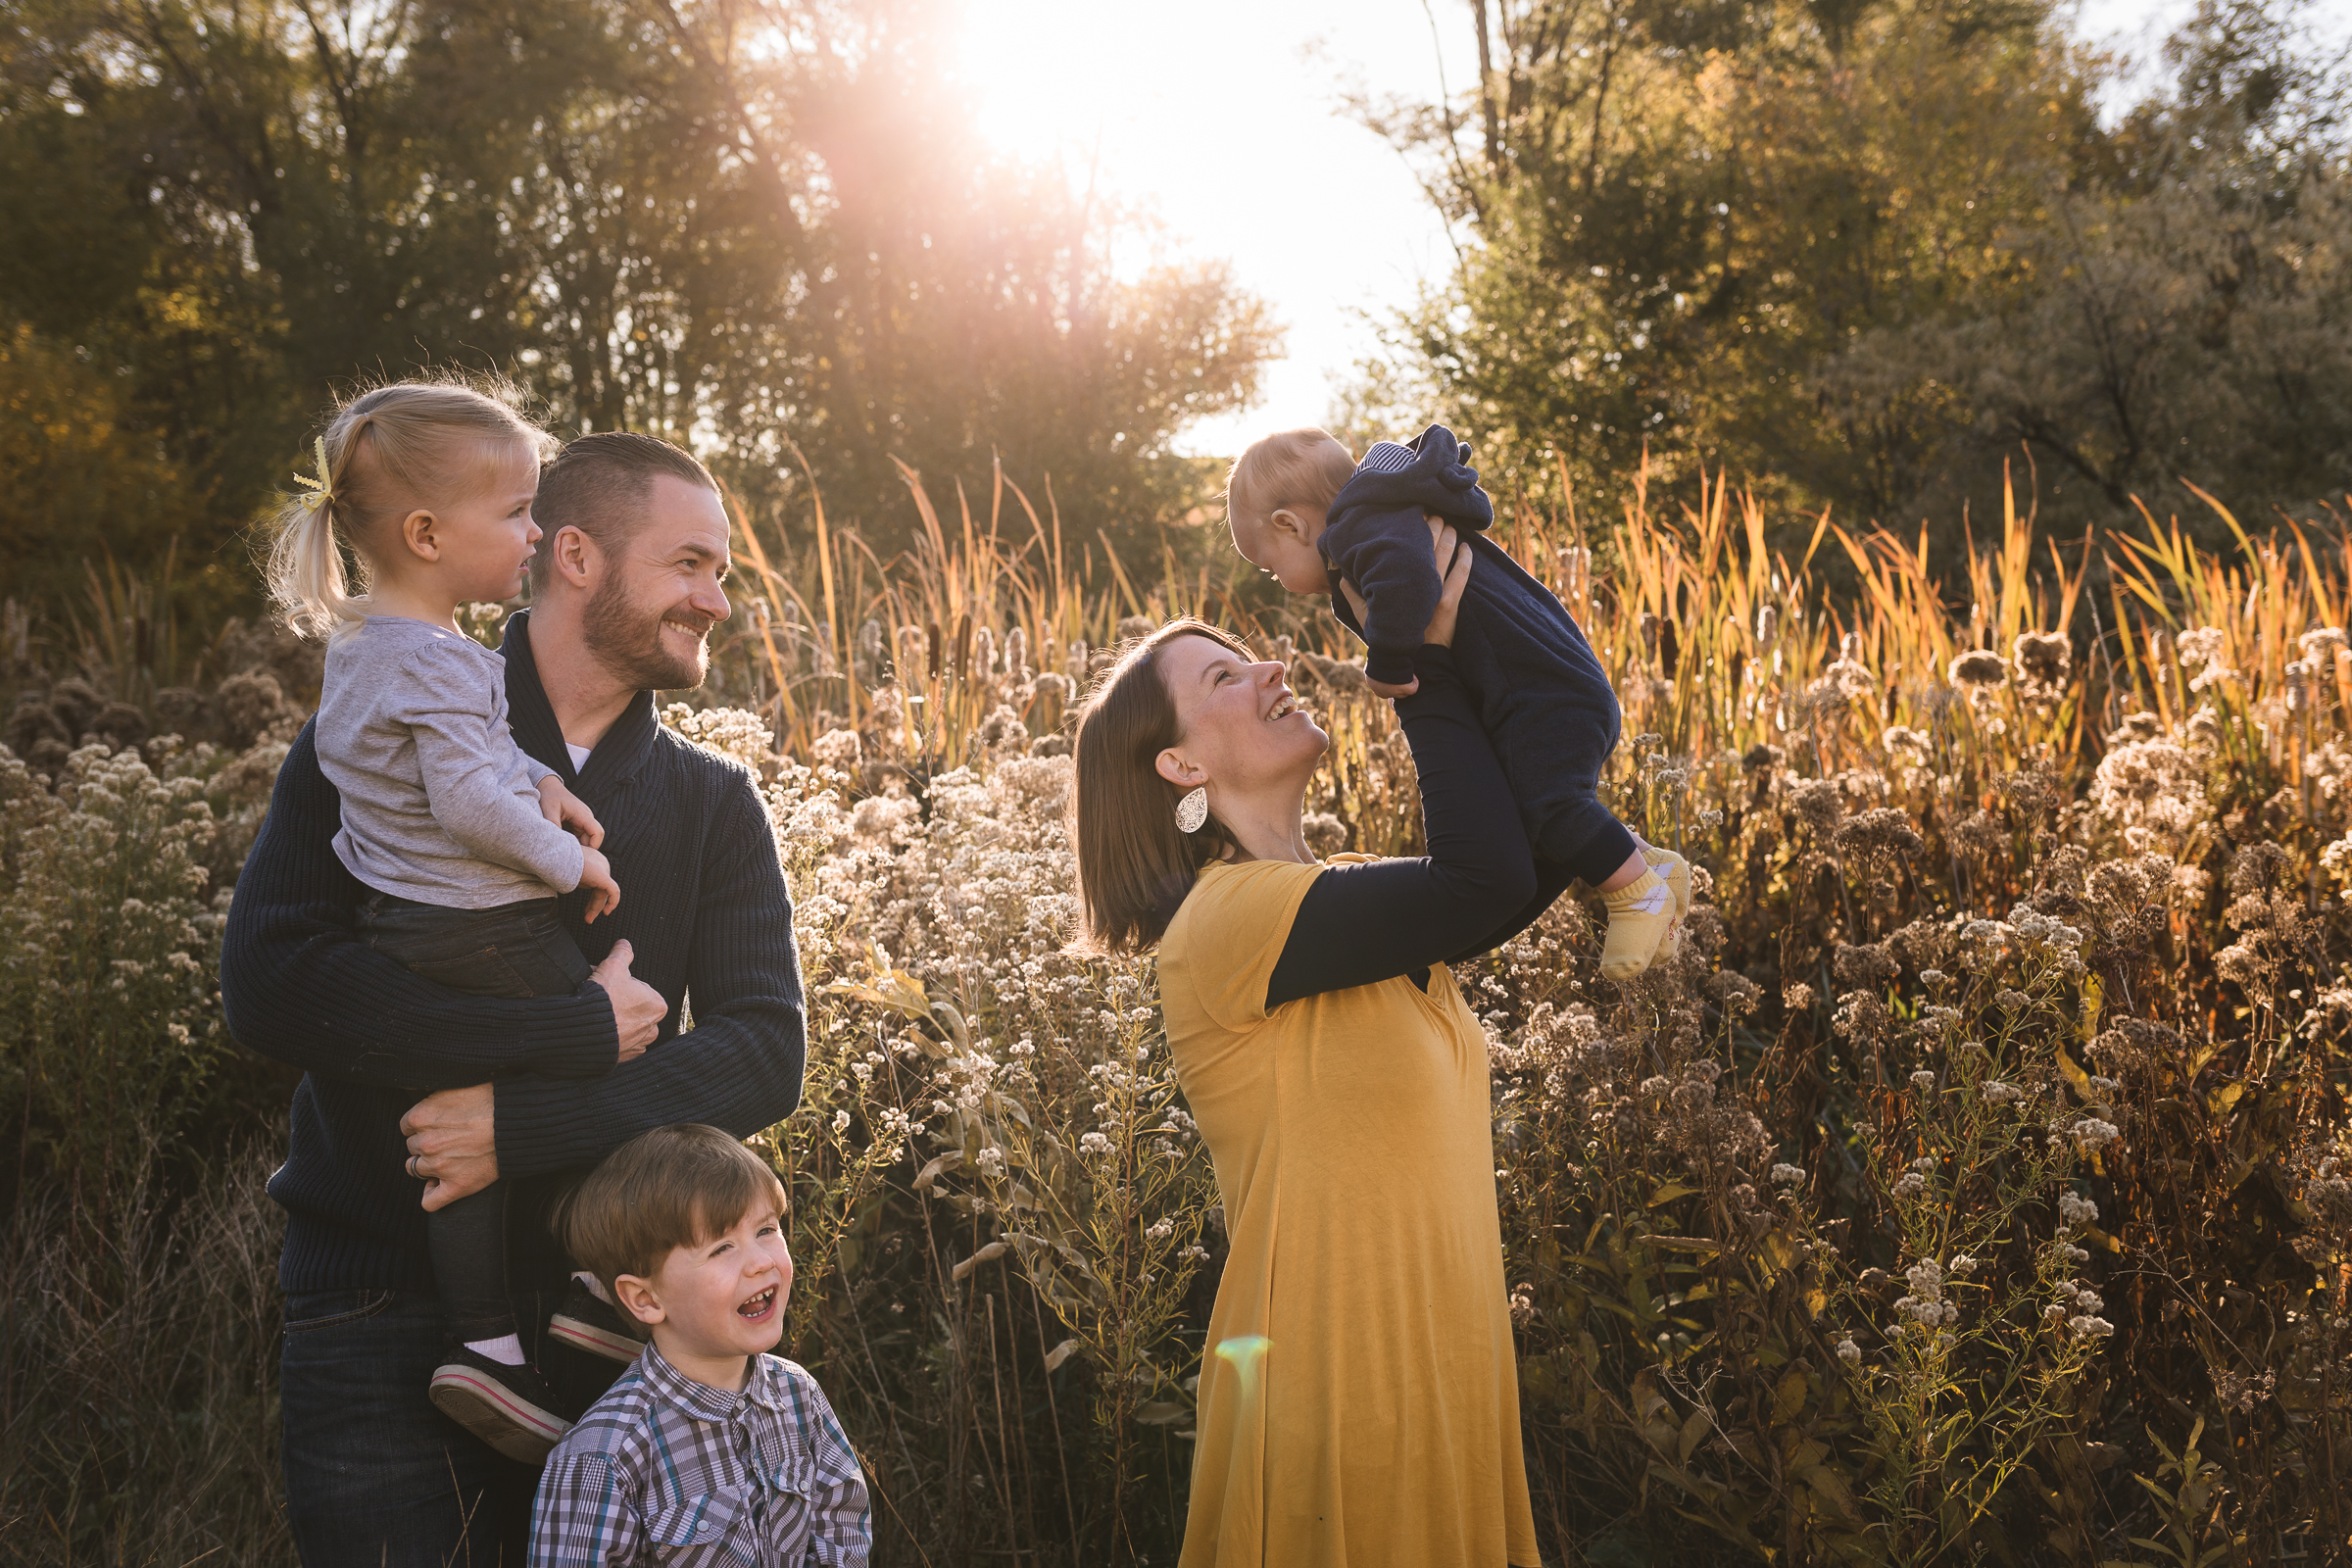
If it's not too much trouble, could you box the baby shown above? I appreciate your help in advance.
[267,379,634,1459]
[1226,425,1687,979]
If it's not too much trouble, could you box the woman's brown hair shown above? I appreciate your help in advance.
[1071,618,1256,955]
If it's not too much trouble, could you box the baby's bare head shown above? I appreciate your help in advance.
[1225,428,1356,553]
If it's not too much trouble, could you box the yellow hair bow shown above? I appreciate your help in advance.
[291,436,336,506]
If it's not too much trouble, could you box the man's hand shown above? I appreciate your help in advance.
[402,1084,497,1212]
[537,775,605,848]
[591,938,662,1061]
[591,938,664,1056]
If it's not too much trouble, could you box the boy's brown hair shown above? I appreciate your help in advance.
[1225,428,1356,539]
[555,1124,787,1297]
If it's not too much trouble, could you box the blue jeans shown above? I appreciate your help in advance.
[280,1287,551,1566]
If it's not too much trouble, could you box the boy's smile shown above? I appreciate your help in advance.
[614,1203,794,1391]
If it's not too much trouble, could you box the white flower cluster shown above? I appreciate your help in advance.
[2071,1118,2122,1152]
[2045,1280,2114,1341]
[1893,1257,1958,1330]
[1770,1162,1806,1186]
[2058,1190,2099,1231]
[1983,1080,2027,1104]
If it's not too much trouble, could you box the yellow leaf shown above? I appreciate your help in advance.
[1774,1368,1809,1424]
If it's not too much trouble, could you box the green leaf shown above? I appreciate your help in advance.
[1679,1406,1712,1463]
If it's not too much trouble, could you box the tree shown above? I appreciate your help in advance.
[0,0,1276,619]
[1355,0,2352,553]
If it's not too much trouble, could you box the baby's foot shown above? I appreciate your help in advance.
[1640,845,1691,960]
[1598,867,1675,981]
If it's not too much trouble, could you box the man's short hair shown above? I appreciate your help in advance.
[532,431,718,590]
[1226,428,1357,538]
[555,1123,787,1297]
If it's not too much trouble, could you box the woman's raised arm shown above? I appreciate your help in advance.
[1264,642,1543,1007]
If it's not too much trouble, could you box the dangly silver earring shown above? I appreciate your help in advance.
[1174,785,1208,834]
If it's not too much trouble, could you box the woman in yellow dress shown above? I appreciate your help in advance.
[1070,526,1553,1567]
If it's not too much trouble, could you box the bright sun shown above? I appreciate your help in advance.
[951,0,1470,453]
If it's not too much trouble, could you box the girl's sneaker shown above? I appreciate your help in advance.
[548,1277,647,1365]
[428,1348,571,1463]
[1598,866,1676,981]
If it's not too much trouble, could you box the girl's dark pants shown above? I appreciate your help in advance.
[359,893,592,1344]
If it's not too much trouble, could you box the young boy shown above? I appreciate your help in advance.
[1226,424,1689,979]
[530,1125,872,1566]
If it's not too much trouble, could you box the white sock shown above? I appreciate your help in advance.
[572,1270,614,1306]
[466,1333,527,1366]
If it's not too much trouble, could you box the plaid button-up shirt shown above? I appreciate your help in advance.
[530,1342,871,1566]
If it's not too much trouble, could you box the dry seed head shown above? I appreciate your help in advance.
[1948,650,2009,689]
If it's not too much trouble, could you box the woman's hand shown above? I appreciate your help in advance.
[1420,517,1472,647]
[1342,515,1472,698]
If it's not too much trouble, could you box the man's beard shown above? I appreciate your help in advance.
[583,573,711,691]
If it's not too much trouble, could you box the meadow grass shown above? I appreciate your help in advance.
[3,461,2349,1565]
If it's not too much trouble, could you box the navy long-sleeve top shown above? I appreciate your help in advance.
[221,611,808,1296]
[1261,644,1570,1008]
[1321,424,1625,858]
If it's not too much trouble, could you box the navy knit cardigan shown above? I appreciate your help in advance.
[221,611,808,1295]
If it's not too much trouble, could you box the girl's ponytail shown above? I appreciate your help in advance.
[267,425,368,640]
[265,377,549,642]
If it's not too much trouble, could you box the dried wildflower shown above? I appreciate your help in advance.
[1984,1080,2026,1105]
[1918,968,1949,987]
[1948,650,2009,689]
[1771,1162,1806,1186]
[1784,982,1816,1010]
[2058,1191,2099,1230]
[1705,970,1762,1015]
[2304,1177,2352,1230]
[2012,631,2071,695]
[1834,808,1926,869]
[2298,626,2347,664]
[1892,1170,1930,1200]
[1786,778,1845,834]
[1950,1254,1978,1275]
[1837,1338,1862,1366]
[1894,1259,1958,1328]
[1911,1070,1937,1092]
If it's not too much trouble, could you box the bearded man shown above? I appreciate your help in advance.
[222,431,807,1567]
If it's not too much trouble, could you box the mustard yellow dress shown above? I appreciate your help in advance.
[1158,857,1539,1568]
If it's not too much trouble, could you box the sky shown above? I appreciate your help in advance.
[956,0,2348,461]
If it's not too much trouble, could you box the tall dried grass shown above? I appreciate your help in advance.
[3,458,2349,1565]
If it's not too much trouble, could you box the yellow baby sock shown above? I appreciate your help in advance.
[1598,867,1675,980]
[1641,844,1691,959]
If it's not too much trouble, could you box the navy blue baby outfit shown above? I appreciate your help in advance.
[1322,424,1638,884]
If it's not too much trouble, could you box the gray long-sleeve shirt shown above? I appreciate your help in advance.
[318,615,585,907]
